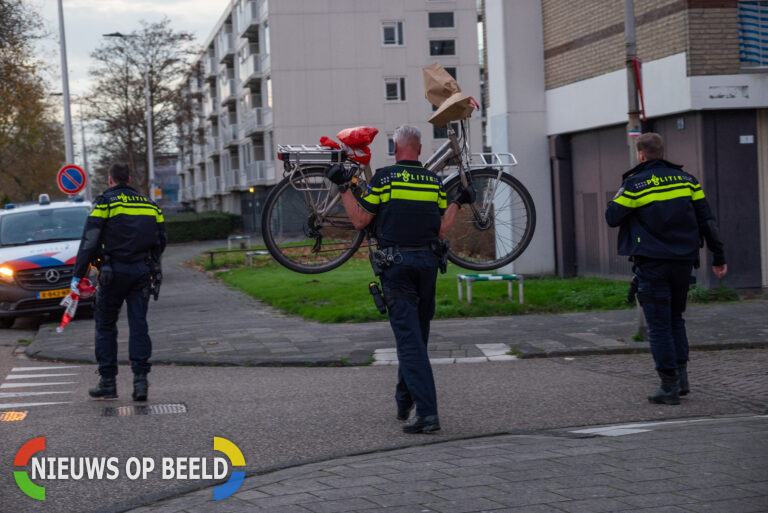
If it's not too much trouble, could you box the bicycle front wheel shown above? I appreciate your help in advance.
[261,168,365,273]
[443,168,536,271]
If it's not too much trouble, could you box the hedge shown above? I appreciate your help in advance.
[165,211,242,243]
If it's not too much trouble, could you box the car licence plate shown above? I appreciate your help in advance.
[38,288,70,300]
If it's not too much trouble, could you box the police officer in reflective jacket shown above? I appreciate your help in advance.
[328,125,472,433]
[606,133,726,405]
[72,163,166,401]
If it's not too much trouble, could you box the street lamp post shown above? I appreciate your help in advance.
[57,0,75,164]
[102,32,156,199]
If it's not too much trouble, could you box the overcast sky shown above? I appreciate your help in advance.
[34,0,229,96]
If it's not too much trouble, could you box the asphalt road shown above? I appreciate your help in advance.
[2,328,766,513]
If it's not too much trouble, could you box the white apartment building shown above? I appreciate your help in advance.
[177,0,482,232]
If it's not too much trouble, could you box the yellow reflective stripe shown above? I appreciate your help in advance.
[613,187,696,208]
[109,206,164,220]
[692,189,705,201]
[89,208,109,218]
[107,201,162,212]
[623,182,701,197]
[390,188,440,202]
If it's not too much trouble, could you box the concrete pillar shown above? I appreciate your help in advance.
[486,0,554,275]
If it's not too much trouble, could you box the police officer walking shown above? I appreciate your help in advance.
[606,133,726,405]
[72,163,166,401]
[328,125,472,433]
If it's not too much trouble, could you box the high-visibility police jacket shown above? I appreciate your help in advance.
[356,160,447,248]
[605,159,725,266]
[73,184,166,278]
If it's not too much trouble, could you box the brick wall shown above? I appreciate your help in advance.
[542,0,739,90]
[687,7,740,75]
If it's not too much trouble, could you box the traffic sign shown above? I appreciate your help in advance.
[57,164,87,195]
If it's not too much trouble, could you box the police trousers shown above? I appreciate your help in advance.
[635,259,693,373]
[381,251,439,417]
[94,260,152,377]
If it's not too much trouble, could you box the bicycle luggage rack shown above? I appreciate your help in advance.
[468,152,518,170]
[277,144,346,168]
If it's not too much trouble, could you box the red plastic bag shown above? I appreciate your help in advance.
[336,127,378,147]
[319,127,379,165]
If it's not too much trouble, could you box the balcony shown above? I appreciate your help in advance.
[194,183,204,199]
[220,78,238,104]
[219,32,235,63]
[242,107,272,136]
[240,52,263,85]
[193,146,205,164]
[206,135,220,154]
[205,55,217,78]
[222,123,239,146]
[206,176,222,196]
[244,160,276,186]
[223,168,246,190]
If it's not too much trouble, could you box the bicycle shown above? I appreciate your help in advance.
[262,118,536,274]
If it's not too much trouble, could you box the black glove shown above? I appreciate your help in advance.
[452,183,476,206]
[326,164,355,186]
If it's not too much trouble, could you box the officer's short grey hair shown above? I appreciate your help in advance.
[394,125,421,146]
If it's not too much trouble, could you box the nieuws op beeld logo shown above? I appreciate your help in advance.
[14,436,245,501]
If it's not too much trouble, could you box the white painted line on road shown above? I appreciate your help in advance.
[372,345,520,365]
[0,402,71,408]
[572,417,727,437]
[6,373,79,379]
[0,382,77,389]
[0,391,73,399]
[11,366,81,372]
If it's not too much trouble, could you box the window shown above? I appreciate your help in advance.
[739,1,768,68]
[428,12,454,28]
[433,122,459,139]
[382,21,404,46]
[444,67,456,79]
[385,77,406,101]
[429,39,455,56]
[387,134,395,156]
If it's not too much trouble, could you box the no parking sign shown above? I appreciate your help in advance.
[57,164,87,195]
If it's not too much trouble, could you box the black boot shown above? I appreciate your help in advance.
[678,362,689,396]
[648,370,680,405]
[89,376,117,400]
[132,374,148,401]
[403,414,440,434]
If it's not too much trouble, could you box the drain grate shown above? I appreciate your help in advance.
[0,411,27,421]
[102,403,187,417]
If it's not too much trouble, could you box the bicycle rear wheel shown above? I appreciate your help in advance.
[261,168,365,273]
[442,168,536,271]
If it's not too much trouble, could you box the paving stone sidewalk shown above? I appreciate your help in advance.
[122,414,768,513]
[26,241,768,366]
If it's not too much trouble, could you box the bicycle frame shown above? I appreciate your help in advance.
[276,118,519,233]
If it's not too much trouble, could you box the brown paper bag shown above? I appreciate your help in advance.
[422,62,474,125]
[429,92,474,126]
[422,62,461,108]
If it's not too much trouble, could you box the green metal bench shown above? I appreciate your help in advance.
[457,273,524,304]
[245,250,270,266]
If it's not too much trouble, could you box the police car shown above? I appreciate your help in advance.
[0,194,93,328]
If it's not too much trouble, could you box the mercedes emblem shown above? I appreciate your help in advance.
[45,269,61,283]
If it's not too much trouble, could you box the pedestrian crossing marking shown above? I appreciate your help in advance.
[0,401,70,408]
[0,391,72,399]
[11,366,80,372]
[0,382,77,389]
[6,373,79,379]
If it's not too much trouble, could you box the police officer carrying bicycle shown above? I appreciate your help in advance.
[606,133,726,405]
[72,163,166,402]
[328,125,473,433]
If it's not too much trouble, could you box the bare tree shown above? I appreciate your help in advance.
[86,18,196,194]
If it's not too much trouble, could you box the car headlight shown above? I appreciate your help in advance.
[0,266,14,283]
